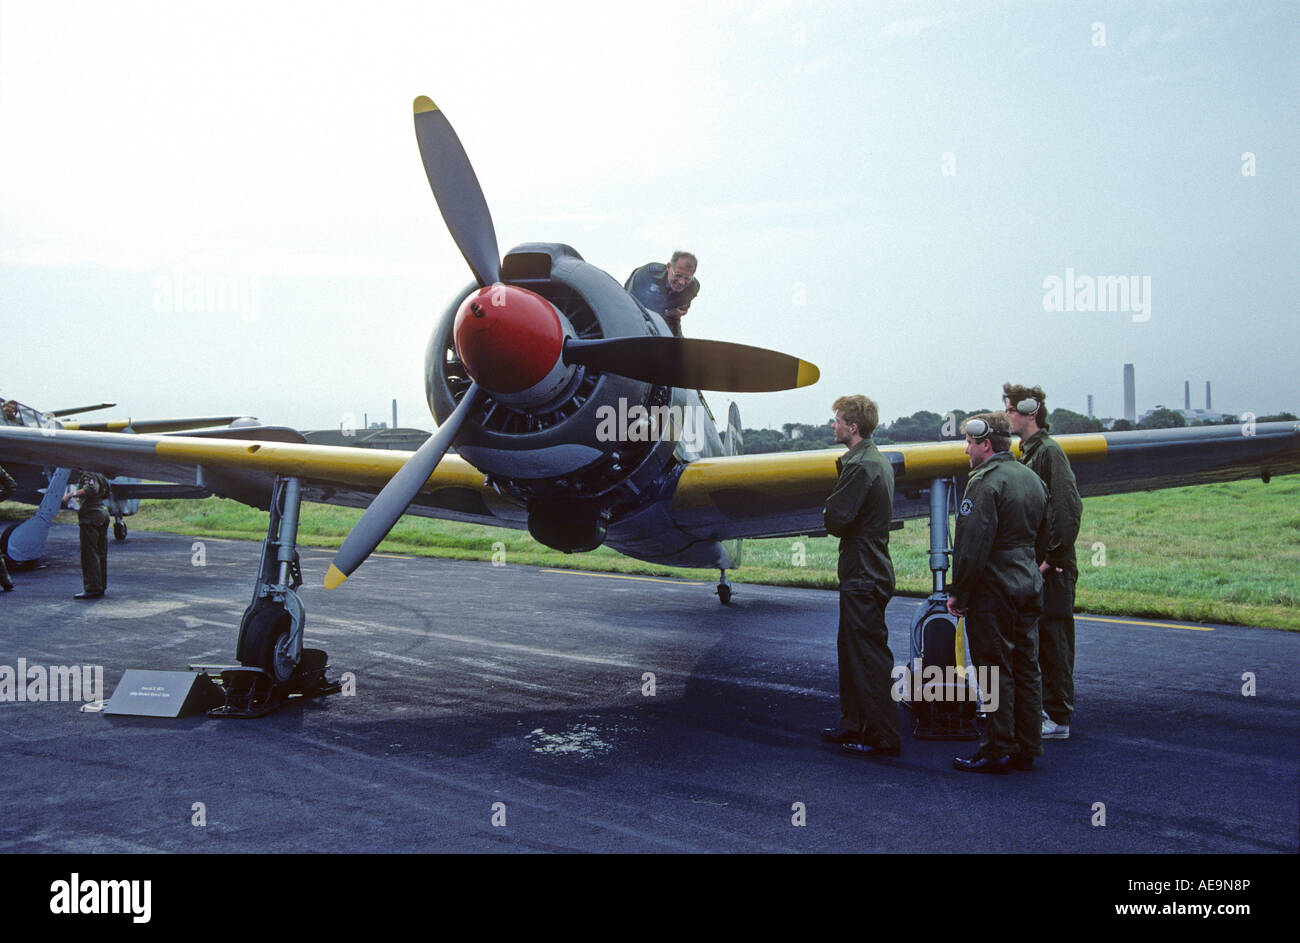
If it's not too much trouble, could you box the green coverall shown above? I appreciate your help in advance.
[1019,430,1083,726]
[823,438,899,750]
[950,452,1049,760]
[77,471,111,595]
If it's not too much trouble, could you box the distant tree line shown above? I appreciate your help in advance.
[742,408,1298,454]
[744,408,988,454]
[1112,410,1297,431]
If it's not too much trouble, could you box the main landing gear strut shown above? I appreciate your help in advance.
[209,476,340,718]
[905,476,980,740]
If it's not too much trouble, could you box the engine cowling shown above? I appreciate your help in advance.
[424,243,683,549]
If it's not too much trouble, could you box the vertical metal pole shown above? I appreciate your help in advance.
[276,478,302,587]
[928,477,951,595]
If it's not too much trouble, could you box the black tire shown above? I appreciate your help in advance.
[113,521,127,541]
[238,603,299,682]
[717,583,732,605]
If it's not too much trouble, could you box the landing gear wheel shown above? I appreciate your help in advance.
[113,521,127,541]
[239,604,299,683]
[716,583,732,605]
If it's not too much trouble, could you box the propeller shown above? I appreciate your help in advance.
[412,96,500,287]
[324,383,483,589]
[327,95,820,588]
[564,337,818,392]
[327,97,502,589]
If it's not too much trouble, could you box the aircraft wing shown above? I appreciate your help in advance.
[668,421,1300,542]
[49,402,116,418]
[59,415,251,434]
[3,421,1296,549]
[0,426,529,529]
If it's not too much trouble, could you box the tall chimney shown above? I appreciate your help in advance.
[1184,380,1190,410]
[392,399,398,430]
[1206,381,1211,411]
[1123,364,1136,423]
[1087,394,1094,418]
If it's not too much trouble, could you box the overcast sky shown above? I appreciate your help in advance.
[2,0,1296,433]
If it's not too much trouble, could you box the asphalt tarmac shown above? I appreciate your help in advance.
[1,527,1296,854]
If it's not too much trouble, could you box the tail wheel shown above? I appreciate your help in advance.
[113,521,128,541]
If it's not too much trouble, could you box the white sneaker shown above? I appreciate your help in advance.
[1042,718,1070,740]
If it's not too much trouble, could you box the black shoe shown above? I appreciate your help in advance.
[842,742,901,758]
[821,727,862,744]
[1008,752,1035,771]
[953,753,1011,773]
[73,591,104,600]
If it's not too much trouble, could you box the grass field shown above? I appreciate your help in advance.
[9,477,1298,630]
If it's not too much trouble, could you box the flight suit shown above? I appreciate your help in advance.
[950,453,1049,760]
[823,438,899,749]
[76,471,111,595]
[624,262,700,337]
[0,464,15,591]
[1019,429,1083,727]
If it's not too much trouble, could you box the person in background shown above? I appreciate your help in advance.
[0,462,16,591]
[64,469,111,599]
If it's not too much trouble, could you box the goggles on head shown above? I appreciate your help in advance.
[1012,397,1040,416]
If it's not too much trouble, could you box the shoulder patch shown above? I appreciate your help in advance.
[959,498,973,516]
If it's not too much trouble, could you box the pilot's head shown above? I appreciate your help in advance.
[2,400,17,421]
[666,251,697,293]
[1002,382,1048,435]
[830,394,878,445]
[963,412,1010,468]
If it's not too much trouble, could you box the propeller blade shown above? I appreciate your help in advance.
[413,96,501,287]
[563,337,819,392]
[325,384,484,588]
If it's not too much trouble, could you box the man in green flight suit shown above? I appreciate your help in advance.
[821,394,901,758]
[64,470,111,599]
[946,413,1049,773]
[0,462,16,592]
[1004,383,1082,741]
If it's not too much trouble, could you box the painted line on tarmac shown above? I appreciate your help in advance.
[1079,615,1213,632]
[541,568,705,587]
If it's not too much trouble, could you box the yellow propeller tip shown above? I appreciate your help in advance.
[796,360,820,388]
[324,564,348,590]
[413,95,438,114]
